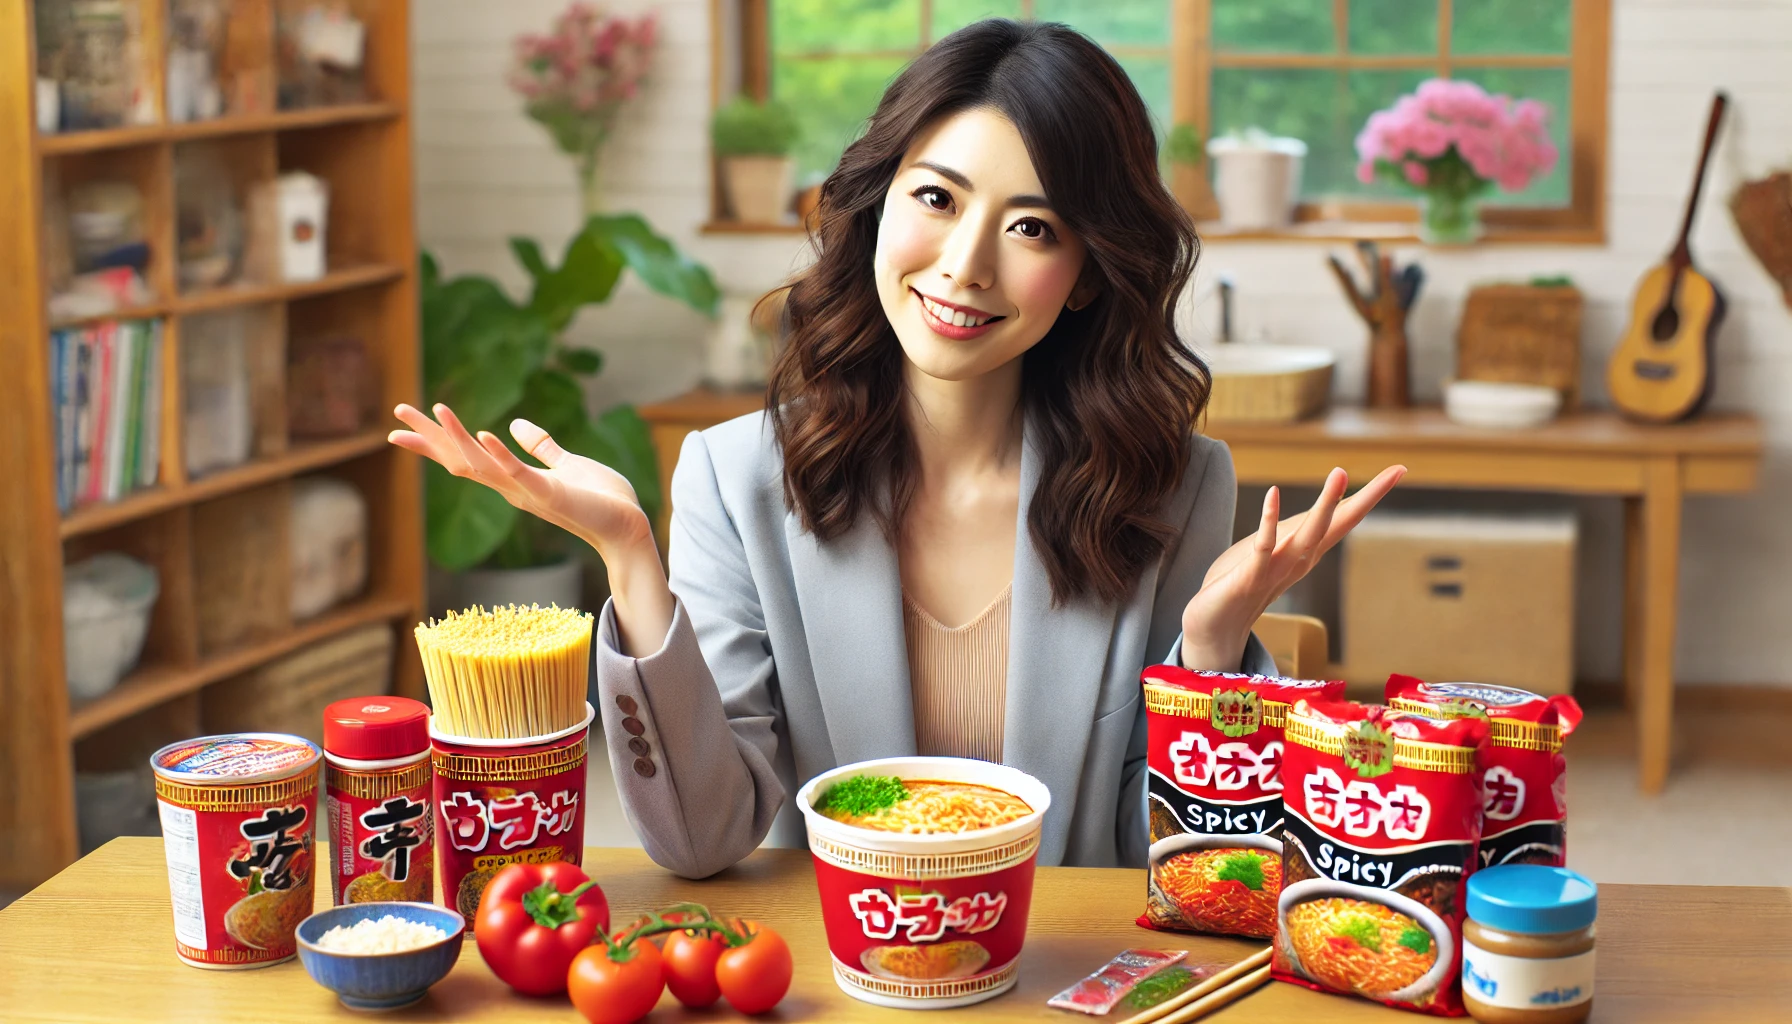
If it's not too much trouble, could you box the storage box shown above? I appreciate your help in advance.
[1341,512,1576,695]
[202,622,394,747]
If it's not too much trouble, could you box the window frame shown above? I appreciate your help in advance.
[711,0,1609,243]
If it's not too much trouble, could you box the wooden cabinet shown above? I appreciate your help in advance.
[0,0,423,888]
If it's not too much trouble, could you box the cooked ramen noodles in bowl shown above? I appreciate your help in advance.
[797,757,1051,1010]
[1152,847,1282,939]
[815,778,1032,834]
[1284,896,1439,998]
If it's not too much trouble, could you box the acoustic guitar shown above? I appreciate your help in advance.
[1606,92,1729,423]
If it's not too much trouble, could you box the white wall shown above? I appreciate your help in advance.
[415,0,1792,687]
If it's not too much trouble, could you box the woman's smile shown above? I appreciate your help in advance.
[913,287,1005,339]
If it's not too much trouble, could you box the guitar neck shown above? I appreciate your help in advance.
[1671,92,1729,265]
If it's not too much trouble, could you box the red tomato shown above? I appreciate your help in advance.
[474,861,610,996]
[662,928,727,1008]
[569,939,665,1024]
[716,920,793,1015]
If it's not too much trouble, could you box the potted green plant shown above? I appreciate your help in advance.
[711,95,801,224]
[421,213,719,612]
[1165,122,1219,221]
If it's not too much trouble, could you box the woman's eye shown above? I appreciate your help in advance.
[912,186,952,211]
[1012,218,1056,242]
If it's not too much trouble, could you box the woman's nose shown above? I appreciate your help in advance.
[936,217,997,291]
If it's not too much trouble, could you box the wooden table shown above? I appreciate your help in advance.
[638,393,1764,794]
[3,840,1787,1022]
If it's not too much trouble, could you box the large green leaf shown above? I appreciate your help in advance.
[425,461,519,571]
[589,214,722,318]
[525,228,626,333]
[508,369,589,441]
[431,306,551,432]
[421,273,521,396]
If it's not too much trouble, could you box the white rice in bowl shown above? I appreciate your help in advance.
[316,915,448,954]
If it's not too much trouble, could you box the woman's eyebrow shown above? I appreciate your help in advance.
[910,160,1053,211]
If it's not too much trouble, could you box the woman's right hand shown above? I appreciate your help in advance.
[389,403,655,561]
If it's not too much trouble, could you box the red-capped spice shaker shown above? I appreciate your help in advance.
[323,697,434,906]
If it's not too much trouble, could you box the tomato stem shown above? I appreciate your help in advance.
[599,902,751,961]
[522,877,601,930]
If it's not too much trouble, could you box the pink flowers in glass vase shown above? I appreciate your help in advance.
[509,3,658,215]
[1355,78,1558,244]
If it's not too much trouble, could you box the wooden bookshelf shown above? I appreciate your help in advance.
[0,0,423,888]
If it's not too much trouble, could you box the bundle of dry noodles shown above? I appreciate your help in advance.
[415,604,592,739]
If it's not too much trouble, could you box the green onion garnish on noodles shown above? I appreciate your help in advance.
[816,775,909,817]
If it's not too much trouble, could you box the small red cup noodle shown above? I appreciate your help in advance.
[1138,665,1345,938]
[796,757,1051,1010]
[1386,676,1582,870]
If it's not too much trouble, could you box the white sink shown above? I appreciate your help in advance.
[1202,345,1335,423]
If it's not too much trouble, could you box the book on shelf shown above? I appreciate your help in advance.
[50,319,164,514]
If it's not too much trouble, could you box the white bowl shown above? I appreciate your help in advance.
[63,552,159,701]
[1277,876,1457,1006]
[1205,344,1336,377]
[1443,380,1562,429]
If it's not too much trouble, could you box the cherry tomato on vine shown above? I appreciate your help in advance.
[716,920,793,1015]
[568,938,664,1024]
[662,927,728,1008]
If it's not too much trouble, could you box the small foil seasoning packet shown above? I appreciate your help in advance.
[1047,949,1187,1016]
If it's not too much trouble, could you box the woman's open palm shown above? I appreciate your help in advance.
[389,403,654,556]
[1180,465,1406,671]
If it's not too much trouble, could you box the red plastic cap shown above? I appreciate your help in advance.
[324,696,431,760]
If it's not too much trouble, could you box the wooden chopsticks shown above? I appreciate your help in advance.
[1113,947,1273,1024]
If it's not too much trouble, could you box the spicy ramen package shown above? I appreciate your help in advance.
[1387,675,1583,870]
[1274,699,1488,1017]
[1138,665,1344,938]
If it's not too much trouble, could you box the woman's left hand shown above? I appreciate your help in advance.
[1180,465,1406,673]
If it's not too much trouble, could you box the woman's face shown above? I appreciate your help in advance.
[874,106,1093,383]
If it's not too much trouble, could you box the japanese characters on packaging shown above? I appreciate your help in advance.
[431,716,589,928]
[150,733,322,969]
[1139,666,1345,938]
[323,697,434,905]
[1385,676,1582,870]
[1273,700,1489,1017]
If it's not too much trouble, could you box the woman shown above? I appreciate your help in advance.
[392,19,1403,879]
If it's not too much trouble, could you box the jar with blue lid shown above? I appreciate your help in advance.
[1462,865,1597,1024]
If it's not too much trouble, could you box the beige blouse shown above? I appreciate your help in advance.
[902,583,1012,763]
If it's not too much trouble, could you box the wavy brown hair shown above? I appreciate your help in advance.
[765,19,1210,605]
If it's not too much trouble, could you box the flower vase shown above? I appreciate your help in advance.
[1419,190,1482,245]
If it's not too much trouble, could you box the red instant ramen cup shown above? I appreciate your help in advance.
[796,757,1052,1010]
[150,733,322,969]
[324,697,434,906]
[429,703,592,928]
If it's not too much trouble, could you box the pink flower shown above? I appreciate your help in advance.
[1403,161,1430,187]
[1357,160,1377,185]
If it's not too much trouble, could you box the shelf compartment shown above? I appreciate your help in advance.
[67,594,414,739]
[59,427,390,539]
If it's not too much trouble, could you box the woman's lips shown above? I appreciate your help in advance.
[914,289,1003,340]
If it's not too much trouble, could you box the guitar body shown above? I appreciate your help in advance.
[1606,262,1726,422]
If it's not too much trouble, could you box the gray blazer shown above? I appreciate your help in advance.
[592,411,1273,879]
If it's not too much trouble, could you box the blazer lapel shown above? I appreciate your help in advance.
[1003,416,1122,861]
[786,509,917,765]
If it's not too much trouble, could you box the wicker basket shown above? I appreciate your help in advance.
[201,623,395,747]
[1455,284,1584,407]
[1203,346,1334,424]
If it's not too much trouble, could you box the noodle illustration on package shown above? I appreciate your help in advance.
[1272,699,1489,1016]
[1137,666,1344,939]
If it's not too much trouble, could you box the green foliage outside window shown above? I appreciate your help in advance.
[764,0,1573,207]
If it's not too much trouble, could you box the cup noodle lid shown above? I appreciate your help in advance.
[150,733,321,786]
[324,696,431,761]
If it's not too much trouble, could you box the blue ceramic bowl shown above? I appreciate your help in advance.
[296,902,465,1011]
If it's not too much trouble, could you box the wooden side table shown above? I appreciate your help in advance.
[637,392,1766,794]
